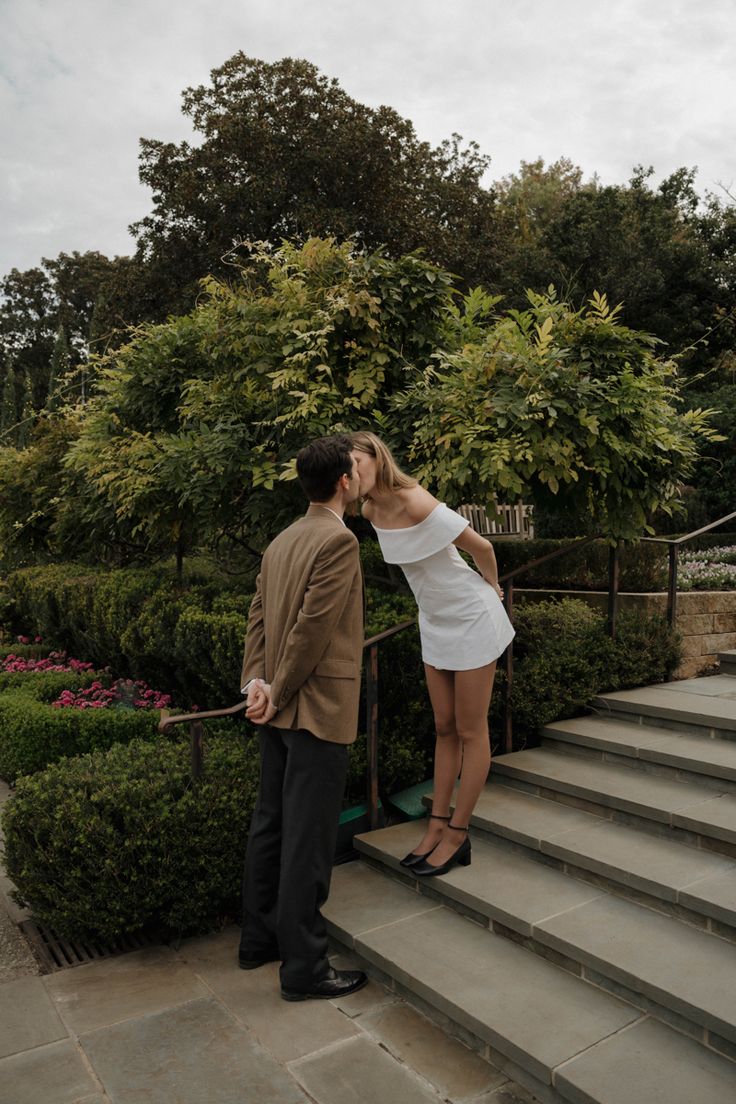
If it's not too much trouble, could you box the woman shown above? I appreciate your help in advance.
[351,431,514,877]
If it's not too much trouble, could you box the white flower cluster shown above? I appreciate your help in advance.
[679,546,736,590]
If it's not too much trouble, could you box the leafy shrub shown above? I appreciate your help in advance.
[0,689,161,783]
[493,601,681,745]
[2,728,259,941]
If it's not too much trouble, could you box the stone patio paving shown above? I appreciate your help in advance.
[0,924,539,1104]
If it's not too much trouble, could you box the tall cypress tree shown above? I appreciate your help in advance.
[16,371,34,448]
[46,325,71,410]
[0,363,17,438]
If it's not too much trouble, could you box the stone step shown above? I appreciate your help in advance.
[542,715,736,788]
[721,651,736,676]
[492,746,736,854]
[450,784,736,931]
[326,861,736,1104]
[592,680,736,739]
[355,822,736,1049]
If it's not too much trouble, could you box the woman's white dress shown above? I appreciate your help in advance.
[373,503,515,670]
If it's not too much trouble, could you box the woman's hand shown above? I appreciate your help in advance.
[491,581,504,600]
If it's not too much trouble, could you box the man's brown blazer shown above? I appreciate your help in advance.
[240,504,364,745]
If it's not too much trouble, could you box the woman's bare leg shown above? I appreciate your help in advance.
[424,661,497,868]
[411,664,461,856]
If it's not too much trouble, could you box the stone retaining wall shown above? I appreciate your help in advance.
[516,589,736,680]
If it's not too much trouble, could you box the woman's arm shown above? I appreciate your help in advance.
[453,526,503,597]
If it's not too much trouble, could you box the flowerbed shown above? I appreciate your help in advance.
[679,546,736,590]
[2,651,95,676]
[0,645,179,783]
[52,679,172,711]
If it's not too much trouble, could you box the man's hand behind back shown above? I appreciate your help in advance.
[246,682,277,725]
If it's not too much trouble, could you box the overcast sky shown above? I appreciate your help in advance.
[2,0,735,275]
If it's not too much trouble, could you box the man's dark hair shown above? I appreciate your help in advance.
[296,435,354,502]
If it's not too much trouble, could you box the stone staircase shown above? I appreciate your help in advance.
[325,653,736,1104]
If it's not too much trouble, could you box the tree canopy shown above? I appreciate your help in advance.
[130,53,501,317]
[0,240,720,570]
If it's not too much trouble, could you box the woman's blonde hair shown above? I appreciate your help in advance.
[350,431,417,496]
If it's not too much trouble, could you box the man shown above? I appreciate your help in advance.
[238,434,368,1001]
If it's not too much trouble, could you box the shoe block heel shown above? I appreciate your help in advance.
[459,852,471,867]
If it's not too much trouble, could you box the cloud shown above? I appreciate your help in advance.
[1,0,735,272]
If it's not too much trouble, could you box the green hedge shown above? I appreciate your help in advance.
[0,685,161,784]
[0,668,106,698]
[0,643,53,661]
[2,728,259,941]
[0,587,680,943]
[4,562,246,709]
[495,602,682,742]
[493,538,668,592]
[2,559,682,786]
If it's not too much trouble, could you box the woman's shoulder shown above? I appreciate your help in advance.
[397,485,440,524]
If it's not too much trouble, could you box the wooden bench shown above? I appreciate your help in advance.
[456,503,534,539]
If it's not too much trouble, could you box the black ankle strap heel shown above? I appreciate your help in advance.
[399,813,450,869]
[413,825,472,878]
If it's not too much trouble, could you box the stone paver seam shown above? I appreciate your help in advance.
[343,903,445,940]
[174,954,373,1091]
[548,1012,650,1088]
[24,994,116,1104]
[678,863,736,891]
[287,1029,452,1104]
[527,890,609,931]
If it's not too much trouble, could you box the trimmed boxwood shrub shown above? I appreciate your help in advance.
[2,727,260,941]
[0,643,53,661]
[3,559,682,783]
[4,562,246,708]
[0,687,161,784]
[0,668,106,697]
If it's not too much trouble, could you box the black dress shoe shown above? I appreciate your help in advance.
[412,825,471,878]
[238,950,280,970]
[399,812,450,868]
[281,966,368,1002]
[399,846,437,869]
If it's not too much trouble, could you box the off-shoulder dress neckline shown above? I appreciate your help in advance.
[370,503,444,532]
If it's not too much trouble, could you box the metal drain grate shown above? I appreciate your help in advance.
[20,919,160,973]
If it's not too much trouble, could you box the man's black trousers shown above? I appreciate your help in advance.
[239,724,349,991]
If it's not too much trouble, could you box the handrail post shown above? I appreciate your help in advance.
[365,644,380,830]
[667,544,679,628]
[190,719,203,780]
[503,581,514,754]
[607,542,620,639]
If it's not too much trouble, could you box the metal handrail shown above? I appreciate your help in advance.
[639,509,736,625]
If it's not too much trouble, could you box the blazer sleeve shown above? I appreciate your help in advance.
[240,572,266,689]
[270,530,360,712]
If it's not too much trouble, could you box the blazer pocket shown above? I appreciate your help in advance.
[313,657,359,679]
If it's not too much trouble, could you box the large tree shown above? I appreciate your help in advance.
[391,289,722,539]
[0,251,142,421]
[130,53,502,317]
